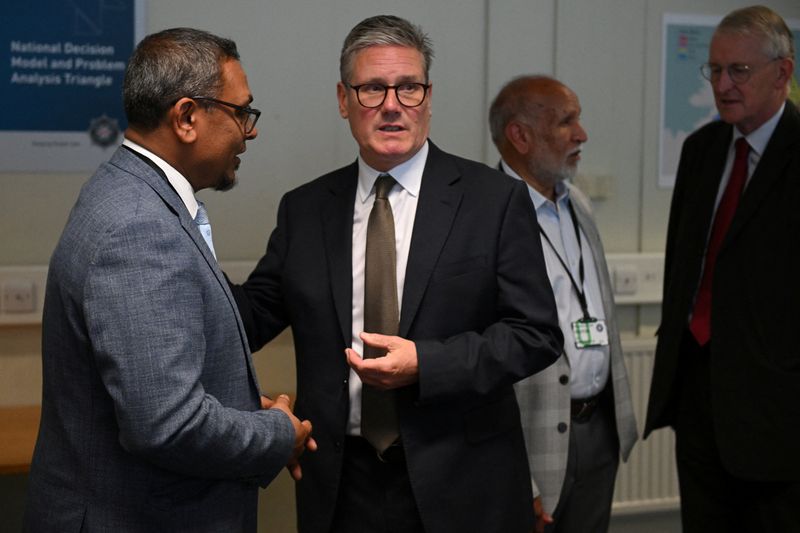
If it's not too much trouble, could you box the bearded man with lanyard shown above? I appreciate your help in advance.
[489,75,638,533]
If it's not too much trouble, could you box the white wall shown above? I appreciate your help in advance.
[2,0,798,265]
[2,1,799,530]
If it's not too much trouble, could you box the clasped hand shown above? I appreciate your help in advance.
[345,332,419,389]
[261,394,317,481]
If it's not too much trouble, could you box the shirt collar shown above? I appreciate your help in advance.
[499,158,570,212]
[357,140,428,203]
[735,102,785,157]
[122,138,199,218]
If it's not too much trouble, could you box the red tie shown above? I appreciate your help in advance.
[689,137,750,346]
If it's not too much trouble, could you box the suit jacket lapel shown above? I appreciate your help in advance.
[115,147,225,278]
[678,124,732,290]
[724,100,800,249]
[322,163,358,346]
[568,187,614,323]
[399,142,463,337]
[110,147,258,380]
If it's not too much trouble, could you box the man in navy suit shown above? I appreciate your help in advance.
[25,28,313,532]
[232,14,562,533]
[645,6,799,533]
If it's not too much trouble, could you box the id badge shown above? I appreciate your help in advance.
[571,318,609,348]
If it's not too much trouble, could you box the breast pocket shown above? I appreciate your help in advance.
[430,255,487,283]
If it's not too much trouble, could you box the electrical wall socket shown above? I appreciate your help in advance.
[0,266,47,325]
[3,279,36,313]
[606,253,664,305]
[0,262,257,326]
[573,174,615,200]
[613,268,638,295]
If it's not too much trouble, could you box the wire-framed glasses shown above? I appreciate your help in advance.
[699,58,782,84]
[191,96,261,134]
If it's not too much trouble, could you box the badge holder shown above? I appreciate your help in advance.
[571,318,609,348]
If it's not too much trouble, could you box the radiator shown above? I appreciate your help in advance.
[612,338,680,514]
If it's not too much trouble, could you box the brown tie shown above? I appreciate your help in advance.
[689,137,750,346]
[361,174,400,452]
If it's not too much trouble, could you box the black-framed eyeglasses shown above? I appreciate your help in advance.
[699,58,782,85]
[190,96,261,134]
[346,82,431,108]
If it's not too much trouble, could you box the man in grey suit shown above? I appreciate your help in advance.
[489,75,638,533]
[24,28,314,532]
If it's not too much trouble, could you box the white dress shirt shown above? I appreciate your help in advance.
[346,141,428,435]
[689,103,785,318]
[122,138,199,219]
[713,102,784,211]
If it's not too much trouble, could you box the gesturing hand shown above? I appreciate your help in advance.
[345,332,419,390]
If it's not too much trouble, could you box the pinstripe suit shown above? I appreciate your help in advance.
[513,183,638,516]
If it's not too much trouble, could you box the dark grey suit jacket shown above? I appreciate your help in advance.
[232,141,563,533]
[25,146,295,532]
[646,100,800,481]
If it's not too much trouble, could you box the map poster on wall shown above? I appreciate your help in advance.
[659,13,800,189]
[0,0,145,172]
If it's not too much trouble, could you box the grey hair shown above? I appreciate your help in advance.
[488,75,562,147]
[716,5,794,60]
[339,15,433,83]
[123,27,240,130]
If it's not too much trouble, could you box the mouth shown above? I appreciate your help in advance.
[715,92,740,106]
[378,124,405,133]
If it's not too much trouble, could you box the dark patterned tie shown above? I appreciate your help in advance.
[361,174,400,452]
[689,137,750,346]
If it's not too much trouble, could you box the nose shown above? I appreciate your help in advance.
[713,68,735,92]
[381,88,401,112]
[574,121,588,143]
[246,125,258,140]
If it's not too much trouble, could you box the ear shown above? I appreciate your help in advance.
[171,97,199,144]
[505,120,533,155]
[337,82,349,119]
[426,83,433,117]
[775,57,795,88]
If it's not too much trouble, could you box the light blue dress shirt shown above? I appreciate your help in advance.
[502,162,610,399]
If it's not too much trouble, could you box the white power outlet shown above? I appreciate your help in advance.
[0,267,47,324]
[2,279,36,313]
[613,268,639,295]
[606,253,665,304]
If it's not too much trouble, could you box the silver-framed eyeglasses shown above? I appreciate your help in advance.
[699,58,782,84]
[346,82,431,108]
[190,96,261,134]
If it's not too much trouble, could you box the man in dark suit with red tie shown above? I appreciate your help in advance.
[231,14,562,533]
[645,6,799,533]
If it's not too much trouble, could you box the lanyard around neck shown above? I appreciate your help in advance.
[538,199,591,320]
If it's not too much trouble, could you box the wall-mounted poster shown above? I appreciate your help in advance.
[658,13,800,189]
[1,0,145,172]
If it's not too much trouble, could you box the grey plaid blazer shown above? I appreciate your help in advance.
[513,183,638,514]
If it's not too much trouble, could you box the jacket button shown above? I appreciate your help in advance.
[559,374,569,385]
[557,422,568,433]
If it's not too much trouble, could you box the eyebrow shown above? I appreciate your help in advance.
[354,75,426,85]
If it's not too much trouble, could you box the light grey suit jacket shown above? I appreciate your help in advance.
[513,183,638,514]
[24,146,295,532]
